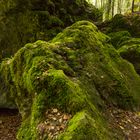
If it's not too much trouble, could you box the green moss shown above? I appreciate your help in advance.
[110,14,131,32]
[101,14,140,38]
[58,111,112,140]
[0,0,102,59]
[108,31,131,49]
[129,14,140,37]
[1,21,140,139]
[118,38,140,75]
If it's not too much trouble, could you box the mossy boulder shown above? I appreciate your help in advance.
[118,38,140,74]
[108,31,131,49]
[0,0,102,59]
[110,14,131,32]
[129,14,140,37]
[98,14,140,39]
[1,21,140,139]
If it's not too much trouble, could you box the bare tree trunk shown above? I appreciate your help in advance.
[106,0,111,20]
[132,0,135,13]
[95,0,97,7]
[139,0,140,12]
[112,0,115,17]
[117,0,122,14]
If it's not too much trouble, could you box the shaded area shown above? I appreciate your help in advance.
[0,0,102,59]
[0,108,21,140]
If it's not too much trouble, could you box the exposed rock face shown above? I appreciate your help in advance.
[0,0,102,58]
[0,21,140,139]
[118,38,140,74]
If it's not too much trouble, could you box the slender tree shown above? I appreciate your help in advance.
[132,0,135,13]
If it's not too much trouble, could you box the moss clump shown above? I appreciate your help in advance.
[108,31,131,49]
[0,0,102,59]
[118,38,140,74]
[1,21,140,139]
[110,14,131,32]
[58,111,112,140]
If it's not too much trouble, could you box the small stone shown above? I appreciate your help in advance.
[57,112,61,116]
[0,120,2,124]
[49,126,55,131]
[52,108,58,113]
[59,118,63,123]
[52,117,57,121]
[63,114,69,120]
[101,75,104,79]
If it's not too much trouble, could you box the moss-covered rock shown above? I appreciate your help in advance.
[58,111,111,140]
[110,14,131,32]
[108,31,131,49]
[100,14,140,37]
[1,21,140,139]
[0,0,102,59]
[118,38,140,74]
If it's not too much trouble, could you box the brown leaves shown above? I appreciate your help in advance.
[107,106,140,140]
[37,108,72,139]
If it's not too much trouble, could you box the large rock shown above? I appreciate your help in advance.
[118,38,140,74]
[108,31,131,49]
[98,14,140,38]
[1,21,140,139]
[0,0,102,59]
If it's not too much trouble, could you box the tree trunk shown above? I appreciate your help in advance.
[132,0,135,13]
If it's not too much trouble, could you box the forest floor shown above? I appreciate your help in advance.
[107,106,140,140]
[0,107,140,140]
[0,109,21,140]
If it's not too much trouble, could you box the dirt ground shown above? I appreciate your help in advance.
[0,107,140,140]
[0,109,21,140]
[107,106,140,140]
